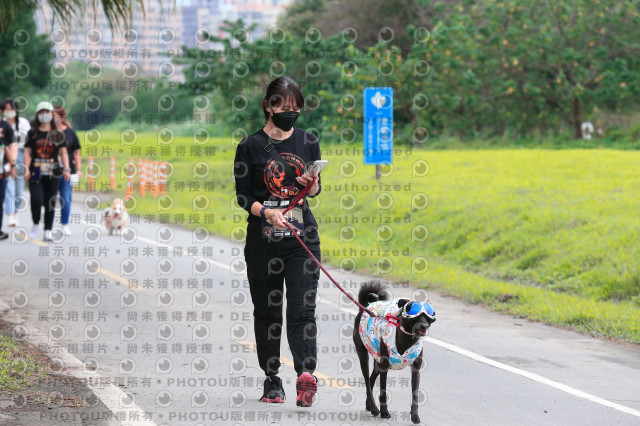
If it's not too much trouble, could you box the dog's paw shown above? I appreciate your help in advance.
[410,406,420,424]
[366,399,380,416]
[380,408,391,419]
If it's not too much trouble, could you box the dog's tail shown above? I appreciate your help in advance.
[357,281,390,309]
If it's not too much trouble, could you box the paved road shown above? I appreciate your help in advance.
[1,192,639,426]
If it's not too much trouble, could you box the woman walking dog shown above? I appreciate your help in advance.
[233,77,323,406]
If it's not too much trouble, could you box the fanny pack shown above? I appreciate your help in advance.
[35,158,54,175]
[261,200,305,239]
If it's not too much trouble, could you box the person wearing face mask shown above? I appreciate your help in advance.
[53,105,81,236]
[233,77,323,407]
[3,98,31,228]
[0,99,17,241]
[23,102,70,242]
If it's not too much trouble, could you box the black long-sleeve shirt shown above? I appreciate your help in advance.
[233,127,322,245]
[0,121,15,166]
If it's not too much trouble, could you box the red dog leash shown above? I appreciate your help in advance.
[279,179,388,321]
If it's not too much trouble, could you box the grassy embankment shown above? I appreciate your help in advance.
[0,332,45,391]
[78,130,640,343]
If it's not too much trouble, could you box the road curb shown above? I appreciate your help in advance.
[0,297,158,426]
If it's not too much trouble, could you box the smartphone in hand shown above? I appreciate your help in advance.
[304,160,328,176]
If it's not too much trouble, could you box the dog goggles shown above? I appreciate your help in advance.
[402,301,436,320]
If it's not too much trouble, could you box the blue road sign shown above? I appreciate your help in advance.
[363,87,393,165]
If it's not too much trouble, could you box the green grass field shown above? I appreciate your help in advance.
[78,130,640,343]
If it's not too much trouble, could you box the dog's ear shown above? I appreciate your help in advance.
[397,298,410,309]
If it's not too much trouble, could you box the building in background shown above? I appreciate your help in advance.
[236,0,293,41]
[36,0,184,80]
[35,0,295,78]
[181,0,293,48]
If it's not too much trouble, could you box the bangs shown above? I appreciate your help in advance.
[267,92,303,110]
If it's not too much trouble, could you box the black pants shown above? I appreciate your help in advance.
[29,175,59,230]
[0,175,6,230]
[245,241,321,377]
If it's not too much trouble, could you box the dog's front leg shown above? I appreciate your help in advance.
[410,350,423,424]
[354,328,379,416]
[379,367,391,419]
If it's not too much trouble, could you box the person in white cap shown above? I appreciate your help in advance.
[23,101,70,242]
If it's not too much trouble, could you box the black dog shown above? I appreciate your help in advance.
[353,281,436,424]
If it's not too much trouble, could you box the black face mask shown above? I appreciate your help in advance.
[271,111,299,131]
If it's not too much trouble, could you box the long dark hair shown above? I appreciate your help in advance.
[262,77,304,123]
[3,98,21,132]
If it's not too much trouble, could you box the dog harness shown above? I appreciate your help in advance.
[358,298,425,370]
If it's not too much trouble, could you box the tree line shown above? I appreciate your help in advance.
[177,0,640,141]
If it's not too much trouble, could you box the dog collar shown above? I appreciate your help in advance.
[384,314,420,336]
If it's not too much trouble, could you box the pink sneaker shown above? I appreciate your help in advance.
[296,372,317,407]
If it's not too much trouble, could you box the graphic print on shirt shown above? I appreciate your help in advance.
[33,136,55,160]
[263,152,305,198]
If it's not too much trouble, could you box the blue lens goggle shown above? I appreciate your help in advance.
[403,301,436,319]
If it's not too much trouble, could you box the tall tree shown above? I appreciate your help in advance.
[0,0,173,32]
[0,3,51,96]
[280,0,432,54]
[411,0,640,138]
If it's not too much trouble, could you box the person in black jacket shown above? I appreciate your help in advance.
[233,77,322,407]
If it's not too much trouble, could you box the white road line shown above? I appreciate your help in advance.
[424,337,640,418]
[0,298,157,426]
[79,218,640,419]
[324,297,640,418]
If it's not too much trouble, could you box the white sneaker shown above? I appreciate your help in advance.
[29,224,39,239]
[61,225,72,235]
[44,230,52,242]
[8,214,17,227]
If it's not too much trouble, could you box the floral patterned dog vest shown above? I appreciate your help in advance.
[358,298,425,370]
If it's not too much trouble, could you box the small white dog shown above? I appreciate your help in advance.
[104,198,129,235]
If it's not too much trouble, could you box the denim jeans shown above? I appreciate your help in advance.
[4,148,25,214]
[57,173,73,225]
[0,175,6,230]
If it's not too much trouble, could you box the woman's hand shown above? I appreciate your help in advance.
[296,170,320,195]
[265,208,287,230]
[24,168,30,181]
[296,170,317,187]
[63,170,70,182]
